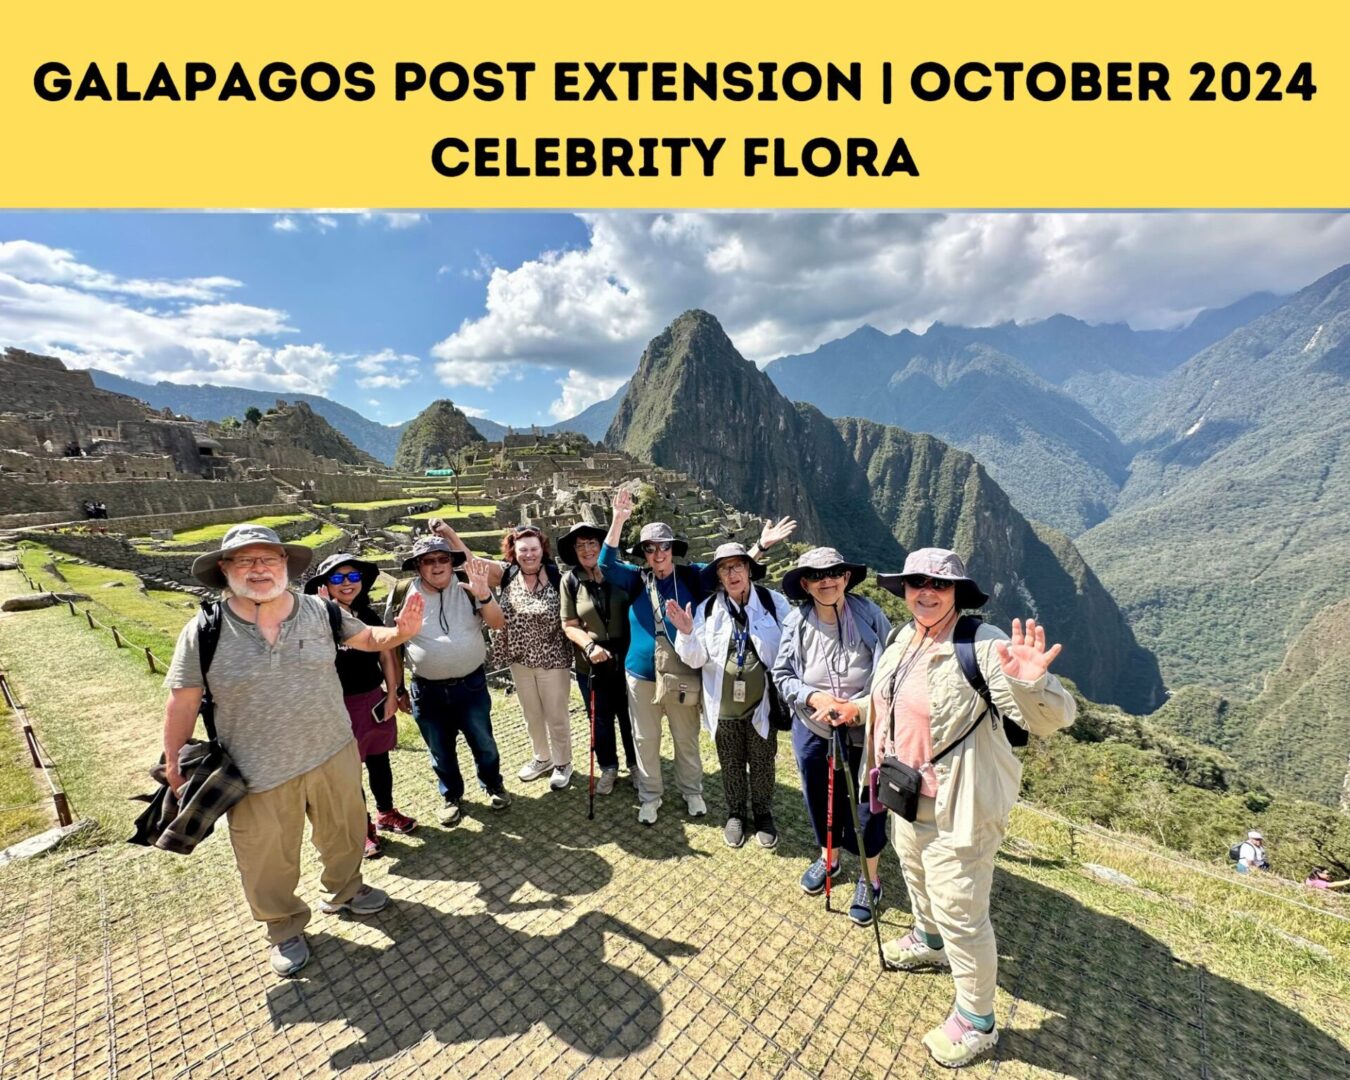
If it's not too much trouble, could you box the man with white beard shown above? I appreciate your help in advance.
[162,524,424,977]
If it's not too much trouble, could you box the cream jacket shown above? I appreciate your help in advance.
[865,620,1076,847]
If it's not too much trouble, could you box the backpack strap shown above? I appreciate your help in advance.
[953,614,1028,748]
[704,594,717,618]
[753,584,780,626]
[323,598,344,645]
[195,601,224,744]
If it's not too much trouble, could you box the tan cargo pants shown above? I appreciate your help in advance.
[625,673,704,803]
[890,794,1004,1016]
[226,740,366,944]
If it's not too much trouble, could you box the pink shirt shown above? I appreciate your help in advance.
[876,651,939,797]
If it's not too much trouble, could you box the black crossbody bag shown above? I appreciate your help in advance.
[875,702,989,822]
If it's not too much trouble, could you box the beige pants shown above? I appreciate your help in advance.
[891,795,1005,1016]
[626,673,703,803]
[512,664,574,767]
[226,740,366,944]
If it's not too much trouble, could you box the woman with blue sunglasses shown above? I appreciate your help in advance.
[305,552,418,857]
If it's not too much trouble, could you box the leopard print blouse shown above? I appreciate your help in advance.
[491,571,572,670]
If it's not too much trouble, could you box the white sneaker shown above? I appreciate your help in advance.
[549,764,573,790]
[595,766,618,795]
[882,929,951,971]
[685,794,708,817]
[518,758,553,782]
[637,798,662,825]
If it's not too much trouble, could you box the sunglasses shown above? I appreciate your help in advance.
[327,571,364,585]
[904,576,954,591]
[802,568,848,582]
[512,527,543,538]
[641,541,674,554]
[419,555,454,566]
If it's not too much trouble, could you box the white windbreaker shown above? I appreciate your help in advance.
[673,586,792,740]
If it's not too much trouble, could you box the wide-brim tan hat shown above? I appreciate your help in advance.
[400,536,468,572]
[191,523,313,589]
[702,542,766,591]
[876,547,989,610]
[781,547,866,602]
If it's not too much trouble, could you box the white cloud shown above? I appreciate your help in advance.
[550,369,626,421]
[314,215,339,233]
[359,212,427,230]
[0,239,241,301]
[456,403,491,418]
[354,348,422,390]
[271,216,300,233]
[0,241,333,395]
[430,213,1350,420]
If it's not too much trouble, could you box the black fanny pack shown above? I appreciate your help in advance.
[875,706,989,822]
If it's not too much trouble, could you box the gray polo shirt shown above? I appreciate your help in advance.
[389,578,487,681]
[165,594,367,792]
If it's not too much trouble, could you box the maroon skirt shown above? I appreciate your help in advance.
[343,685,398,761]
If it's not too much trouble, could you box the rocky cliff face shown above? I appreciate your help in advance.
[836,416,1165,713]
[252,402,379,467]
[606,310,1164,712]
[394,400,487,472]
[605,310,905,567]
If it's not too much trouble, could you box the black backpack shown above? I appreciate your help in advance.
[197,597,344,736]
[885,614,1029,748]
[1228,843,1243,862]
[703,587,793,732]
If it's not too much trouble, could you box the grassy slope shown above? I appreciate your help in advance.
[0,693,49,848]
[145,513,310,547]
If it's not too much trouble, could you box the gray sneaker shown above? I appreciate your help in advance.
[723,817,746,848]
[269,935,310,977]
[438,800,462,826]
[320,884,389,917]
[595,766,618,795]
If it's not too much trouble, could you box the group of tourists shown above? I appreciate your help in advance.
[158,486,1077,1069]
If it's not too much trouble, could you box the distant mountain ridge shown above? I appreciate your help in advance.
[764,293,1283,533]
[394,400,486,471]
[606,309,1165,712]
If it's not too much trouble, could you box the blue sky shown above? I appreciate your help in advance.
[2,211,1348,427]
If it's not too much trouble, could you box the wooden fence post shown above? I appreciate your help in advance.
[85,611,95,630]
[111,626,123,649]
[67,600,76,616]
[144,647,157,674]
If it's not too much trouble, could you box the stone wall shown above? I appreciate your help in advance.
[3,502,298,536]
[339,499,439,529]
[0,476,279,519]
[270,469,387,504]
[33,526,355,587]
[0,448,178,482]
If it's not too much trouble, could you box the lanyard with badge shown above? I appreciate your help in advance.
[726,595,751,703]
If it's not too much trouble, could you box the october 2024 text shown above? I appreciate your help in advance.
[33,58,1319,179]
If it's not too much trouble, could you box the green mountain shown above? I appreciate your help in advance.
[247,401,380,466]
[1151,599,1350,810]
[1078,263,1350,695]
[607,310,1164,712]
[393,399,487,472]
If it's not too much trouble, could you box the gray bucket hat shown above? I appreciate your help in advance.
[400,535,468,573]
[702,542,766,591]
[627,521,688,560]
[556,520,608,567]
[781,547,867,603]
[302,552,380,599]
[190,523,313,589]
[877,547,989,610]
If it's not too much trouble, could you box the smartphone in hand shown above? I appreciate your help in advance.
[371,696,388,723]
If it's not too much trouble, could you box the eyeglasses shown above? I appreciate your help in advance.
[419,555,453,567]
[802,568,847,582]
[716,560,750,576]
[327,571,364,585]
[226,555,285,570]
[904,576,954,591]
[641,541,674,554]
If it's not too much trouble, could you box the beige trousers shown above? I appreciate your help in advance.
[226,740,366,945]
[890,794,1005,1016]
[626,673,703,803]
[512,664,574,767]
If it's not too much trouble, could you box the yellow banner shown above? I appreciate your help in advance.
[0,0,1344,208]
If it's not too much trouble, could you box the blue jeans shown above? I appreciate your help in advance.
[576,666,636,771]
[409,668,503,802]
[791,719,886,859]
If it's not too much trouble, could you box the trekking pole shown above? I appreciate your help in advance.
[825,730,836,912]
[587,680,597,820]
[834,727,886,969]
